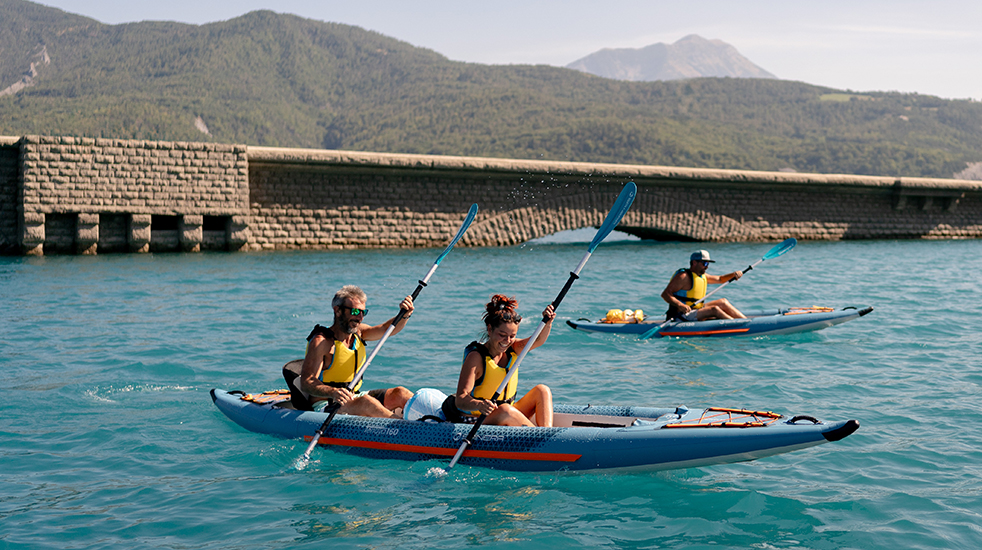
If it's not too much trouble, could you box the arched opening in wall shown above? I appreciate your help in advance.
[617,226,701,242]
[529,227,641,244]
[150,215,180,252]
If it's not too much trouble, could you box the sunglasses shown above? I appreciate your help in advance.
[701,261,711,268]
[341,306,369,316]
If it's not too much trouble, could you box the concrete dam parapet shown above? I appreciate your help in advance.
[2,135,980,255]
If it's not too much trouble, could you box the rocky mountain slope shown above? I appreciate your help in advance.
[567,34,776,82]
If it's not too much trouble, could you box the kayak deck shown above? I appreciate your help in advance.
[567,306,873,338]
[211,389,860,472]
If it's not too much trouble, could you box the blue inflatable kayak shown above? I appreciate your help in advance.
[211,388,858,473]
[567,306,873,338]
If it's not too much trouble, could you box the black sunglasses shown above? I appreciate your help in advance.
[341,306,369,316]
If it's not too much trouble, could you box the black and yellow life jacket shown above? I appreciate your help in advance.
[672,268,707,307]
[459,341,518,416]
[666,268,708,319]
[306,324,366,393]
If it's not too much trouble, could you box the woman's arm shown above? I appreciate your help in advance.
[514,304,556,354]
[454,352,496,416]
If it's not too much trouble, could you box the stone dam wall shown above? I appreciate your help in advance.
[1,135,980,256]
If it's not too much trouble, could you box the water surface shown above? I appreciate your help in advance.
[2,238,981,549]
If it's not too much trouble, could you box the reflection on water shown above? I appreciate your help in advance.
[529,228,640,244]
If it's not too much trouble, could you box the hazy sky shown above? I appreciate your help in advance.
[34,0,982,101]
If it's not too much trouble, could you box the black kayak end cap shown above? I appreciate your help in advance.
[823,419,860,442]
[859,306,874,317]
[210,388,218,403]
[565,320,578,329]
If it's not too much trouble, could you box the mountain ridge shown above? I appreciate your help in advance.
[567,35,777,82]
[1,0,981,179]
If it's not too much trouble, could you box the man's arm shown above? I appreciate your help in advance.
[361,295,415,341]
[661,271,690,312]
[706,270,743,285]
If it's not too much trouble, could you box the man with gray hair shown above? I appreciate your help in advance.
[298,285,415,417]
[661,250,746,321]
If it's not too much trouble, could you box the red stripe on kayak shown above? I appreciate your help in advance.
[660,328,751,336]
[305,436,582,462]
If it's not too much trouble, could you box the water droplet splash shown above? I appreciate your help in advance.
[426,467,448,478]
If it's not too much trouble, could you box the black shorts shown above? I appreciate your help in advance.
[315,387,390,410]
[440,394,513,424]
[365,387,388,405]
[441,394,478,424]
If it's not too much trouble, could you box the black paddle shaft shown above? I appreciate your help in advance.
[387,278,427,328]
[548,271,579,319]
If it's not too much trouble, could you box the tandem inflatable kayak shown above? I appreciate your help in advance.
[211,388,859,473]
[567,306,873,338]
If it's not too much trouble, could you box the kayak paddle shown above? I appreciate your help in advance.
[638,237,797,340]
[296,203,479,469]
[442,182,637,472]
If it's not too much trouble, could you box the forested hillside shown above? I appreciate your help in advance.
[2,0,981,178]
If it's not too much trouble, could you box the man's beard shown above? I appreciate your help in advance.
[334,316,358,334]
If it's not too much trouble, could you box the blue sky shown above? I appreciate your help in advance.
[35,0,982,101]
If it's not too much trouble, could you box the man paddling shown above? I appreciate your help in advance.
[661,250,746,321]
[299,285,414,418]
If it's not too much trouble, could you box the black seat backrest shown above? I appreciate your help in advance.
[281,359,314,411]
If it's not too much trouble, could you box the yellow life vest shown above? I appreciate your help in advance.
[462,341,518,415]
[306,324,366,392]
[672,268,707,309]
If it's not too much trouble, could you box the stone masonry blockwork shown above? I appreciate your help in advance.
[1,136,981,255]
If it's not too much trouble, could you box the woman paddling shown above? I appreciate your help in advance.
[442,294,555,427]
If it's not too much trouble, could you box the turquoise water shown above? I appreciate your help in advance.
[3,238,982,549]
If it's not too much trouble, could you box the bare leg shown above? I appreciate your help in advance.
[696,305,729,320]
[339,395,400,418]
[515,384,553,427]
[697,299,746,320]
[486,404,535,427]
[383,386,413,412]
[711,298,746,319]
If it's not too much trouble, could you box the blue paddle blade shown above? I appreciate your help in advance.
[763,238,797,260]
[436,203,478,265]
[588,182,637,253]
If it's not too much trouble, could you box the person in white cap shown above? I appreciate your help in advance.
[660,250,746,321]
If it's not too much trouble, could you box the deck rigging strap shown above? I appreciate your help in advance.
[239,389,292,404]
[662,407,784,429]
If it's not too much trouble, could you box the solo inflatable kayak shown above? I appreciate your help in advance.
[211,388,859,473]
[567,306,873,338]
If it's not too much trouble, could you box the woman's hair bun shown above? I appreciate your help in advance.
[484,294,521,326]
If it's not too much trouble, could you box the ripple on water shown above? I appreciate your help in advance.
[3,241,982,549]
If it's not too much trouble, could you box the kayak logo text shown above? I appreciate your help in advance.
[365,426,400,437]
[452,432,505,443]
